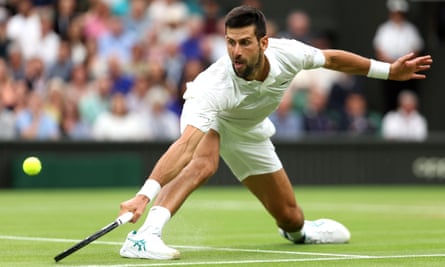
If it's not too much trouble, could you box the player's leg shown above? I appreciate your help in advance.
[243,170,351,244]
[120,130,221,260]
[242,169,305,241]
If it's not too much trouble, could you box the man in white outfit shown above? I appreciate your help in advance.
[118,6,432,260]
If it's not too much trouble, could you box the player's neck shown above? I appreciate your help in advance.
[255,55,270,82]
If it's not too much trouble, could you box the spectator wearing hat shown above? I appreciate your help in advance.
[372,0,424,112]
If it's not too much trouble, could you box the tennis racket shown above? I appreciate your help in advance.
[54,212,133,262]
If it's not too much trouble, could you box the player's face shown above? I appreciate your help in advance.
[226,25,268,80]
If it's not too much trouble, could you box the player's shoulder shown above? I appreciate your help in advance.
[194,56,233,87]
[268,37,308,51]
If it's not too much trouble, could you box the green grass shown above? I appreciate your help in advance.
[0,185,444,266]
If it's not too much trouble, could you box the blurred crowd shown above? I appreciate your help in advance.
[0,0,428,142]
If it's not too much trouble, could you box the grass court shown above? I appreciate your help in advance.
[0,185,444,267]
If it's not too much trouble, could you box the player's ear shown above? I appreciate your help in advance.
[260,35,268,50]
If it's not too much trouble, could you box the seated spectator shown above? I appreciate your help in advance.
[269,92,303,141]
[46,40,74,82]
[78,74,112,126]
[65,64,94,104]
[6,42,25,80]
[126,74,150,114]
[35,8,60,67]
[381,90,427,141]
[302,88,337,134]
[0,7,11,59]
[66,17,87,65]
[15,91,60,140]
[43,78,65,124]
[91,92,150,141]
[6,0,41,61]
[0,84,15,140]
[122,0,151,38]
[60,98,91,140]
[107,56,134,95]
[144,87,180,141]
[97,15,136,64]
[338,93,380,136]
[53,0,79,40]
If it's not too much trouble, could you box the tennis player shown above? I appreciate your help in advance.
[119,6,432,260]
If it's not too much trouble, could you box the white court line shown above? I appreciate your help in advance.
[0,235,362,258]
[2,235,445,267]
[56,254,445,267]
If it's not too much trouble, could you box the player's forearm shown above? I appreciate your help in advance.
[149,126,205,186]
[322,49,372,76]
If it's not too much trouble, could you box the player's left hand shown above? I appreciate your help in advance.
[389,53,433,81]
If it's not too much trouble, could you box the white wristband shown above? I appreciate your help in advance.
[137,179,161,201]
[367,59,390,80]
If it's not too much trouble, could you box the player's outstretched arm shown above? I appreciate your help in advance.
[120,125,206,223]
[322,50,432,81]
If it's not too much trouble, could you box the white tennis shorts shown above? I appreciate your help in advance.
[212,118,283,182]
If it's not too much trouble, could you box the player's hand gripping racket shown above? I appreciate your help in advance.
[54,212,133,262]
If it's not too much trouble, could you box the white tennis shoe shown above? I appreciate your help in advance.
[279,218,351,244]
[120,231,180,260]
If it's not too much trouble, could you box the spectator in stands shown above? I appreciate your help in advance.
[144,87,180,141]
[15,91,60,140]
[53,0,79,40]
[0,58,17,109]
[122,0,151,39]
[65,64,94,104]
[23,57,46,94]
[82,0,111,39]
[91,92,150,141]
[123,41,150,77]
[0,58,15,139]
[163,40,186,88]
[269,92,303,141]
[146,59,176,99]
[170,58,204,116]
[302,88,337,134]
[0,7,11,59]
[107,56,134,95]
[6,42,26,80]
[78,74,112,126]
[278,10,312,44]
[11,80,29,115]
[126,74,150,114]
[6,0,41,60]
[381,90,427,141]
[60,98,91,140]
[338,92,380,136]
[97,15,136,65]
[373,0,424,112]
[180,15,205,61]
[149,0,190,46]
[35,8,60,67]
[0,97,15,139]
[66,16,87,65]
[84,36,106,78]
[199,0,221,35]
[44,78,65,124]
[46,40,74,82]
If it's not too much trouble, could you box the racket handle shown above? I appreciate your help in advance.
[116,212,133,225]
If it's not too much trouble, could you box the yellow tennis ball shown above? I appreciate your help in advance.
[22,156,42,176]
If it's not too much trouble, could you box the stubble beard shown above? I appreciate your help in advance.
[233,50,263,80]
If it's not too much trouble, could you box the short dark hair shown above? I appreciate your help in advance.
[224,6,267,40]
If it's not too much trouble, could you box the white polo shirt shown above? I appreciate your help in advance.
[181,38,325,140]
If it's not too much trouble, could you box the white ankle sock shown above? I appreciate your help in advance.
[138,206,171,237]
[285,229,304,242]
